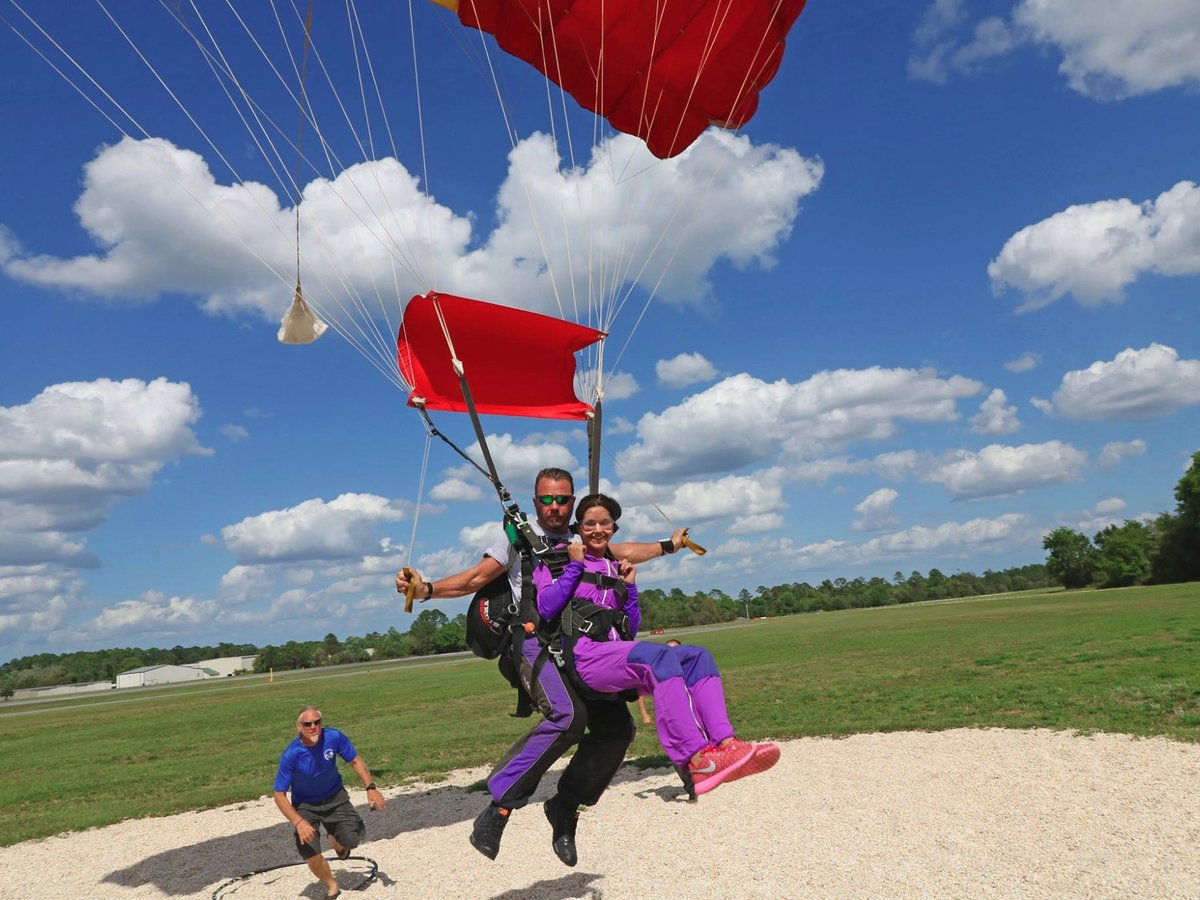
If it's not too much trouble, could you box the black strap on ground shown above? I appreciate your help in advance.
[210,853,378,898]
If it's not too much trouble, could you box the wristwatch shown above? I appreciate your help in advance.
[424,580,434,600]
[365,782,377,791]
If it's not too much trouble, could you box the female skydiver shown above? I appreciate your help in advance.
[534,493,780,795]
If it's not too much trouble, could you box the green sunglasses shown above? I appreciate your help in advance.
[535,494,575,506]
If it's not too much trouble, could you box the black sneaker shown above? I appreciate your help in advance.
[542,795,580,867]
[469,803,510,860]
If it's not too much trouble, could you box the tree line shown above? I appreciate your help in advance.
[0,642,258,696]
[11,454,1193,691]
[1043,450,1200,589]
[3,560,1052,692]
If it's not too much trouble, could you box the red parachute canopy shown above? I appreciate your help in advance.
[436,0,807,159]
[397,292,606,420]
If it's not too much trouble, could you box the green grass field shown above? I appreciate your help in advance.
[2,583,1197,847]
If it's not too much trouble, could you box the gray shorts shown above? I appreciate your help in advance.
[293,788,365,859]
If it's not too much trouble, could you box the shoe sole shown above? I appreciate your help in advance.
[743,742,781,776]
[692,747,754,795]
[469,832,499,860]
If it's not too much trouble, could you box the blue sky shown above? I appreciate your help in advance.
[1,1,1198,661]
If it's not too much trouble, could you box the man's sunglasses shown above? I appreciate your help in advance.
[535,494,574,506]
[300,718,322,728]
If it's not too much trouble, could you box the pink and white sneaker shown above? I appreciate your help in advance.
[725,737,781,777]
[687,740,754,795]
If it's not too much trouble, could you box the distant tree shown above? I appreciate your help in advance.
[1093,520,1156,588]
[1151,451,1200,583]
[904,571,928,604]
[408,609,449,655]
[926,568,947,599]
[1043,527,1096,588]
[432,616,467,654]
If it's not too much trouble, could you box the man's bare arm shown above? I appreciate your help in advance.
[395,555,507,600]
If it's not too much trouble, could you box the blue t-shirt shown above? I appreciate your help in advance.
[274,727,358,804]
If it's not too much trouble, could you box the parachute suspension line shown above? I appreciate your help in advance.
[404,425,435,574]
[340,0,426,355]
[3,3,319,339]
[413,403,497,488]
[177,1,296,202]
[0,4,145,141]
[400,0,439,290]
[533,5,593,343]
[658,0,740,167]
[606,124,752,379]
[288,0,409,362]
[429,296,507,503]
[215,0,433,299]
[279,0,324,344]
[7,4,409,385]
[459,0,572,325]
[287,0,435,290]
[598,440,692,541]
[586,337,607,495]
[271,0,396,358]
[156,4,380,356]
[271,0,436,330]
[198,0,424,369]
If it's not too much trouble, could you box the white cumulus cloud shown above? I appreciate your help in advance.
[970,388,1021,436]
[923,441,1089,500]
[910,1,1200,99]
[0,378,207,568]
[989,181,1200,309]
[1098,439,1147,470]
[1,132,822,338]
[853,488,901,532]
[1014,0,1200,99]
[1004,352,1041,373]
[1045,344,1200,420]
[220,493,408,564]
[618,367,982,481]
[71,590,216,640]
[656,352,718,388]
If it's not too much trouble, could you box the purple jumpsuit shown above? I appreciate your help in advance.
[481,527,633,811]
[535,553,734,767]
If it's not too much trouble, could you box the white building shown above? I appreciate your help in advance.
[196,655,258,677]
[115,664,214,689]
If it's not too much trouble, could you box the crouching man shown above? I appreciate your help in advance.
[273,705,386,899]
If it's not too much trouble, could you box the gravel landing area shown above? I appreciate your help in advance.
[4,728,1198,899]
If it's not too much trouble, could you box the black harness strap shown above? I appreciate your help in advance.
[547,563,637,703]
[504,536,570,717]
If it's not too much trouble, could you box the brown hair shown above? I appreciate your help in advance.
[573,493,621,533]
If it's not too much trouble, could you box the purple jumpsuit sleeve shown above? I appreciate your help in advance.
[534,558,585,619]
[623,583,640,637]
